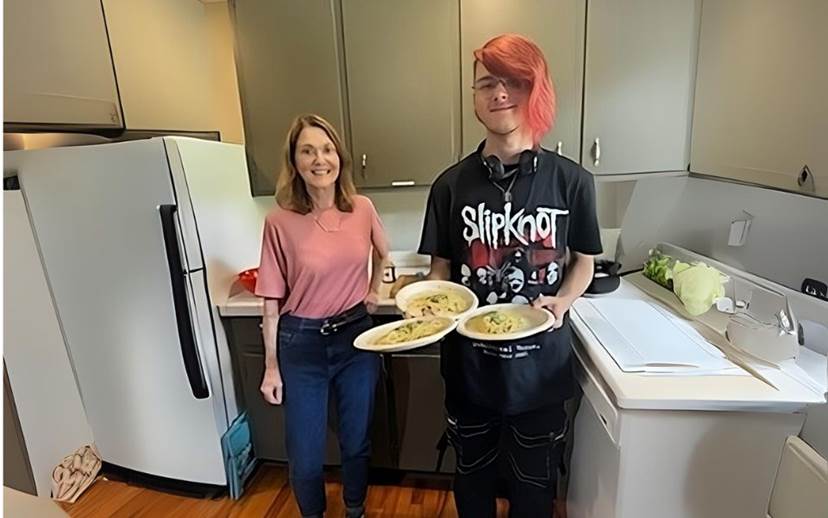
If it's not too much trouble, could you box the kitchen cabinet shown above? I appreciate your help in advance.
[690,0,827,198]
[103,0,221,134]
[4,0,122,129]
[232,0,700,189]
[231,0,345,195]
[390,347,456,473]
[460,0,585,161]
[342,0,461,188]
[581,0,699,174]
[223,318,340,463]
[223,317,396,468]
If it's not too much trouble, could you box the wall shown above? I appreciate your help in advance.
[618,175,828,292]
[204,1,245,144]
[363,188,430,252]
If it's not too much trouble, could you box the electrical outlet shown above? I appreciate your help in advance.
[801,278,828,301]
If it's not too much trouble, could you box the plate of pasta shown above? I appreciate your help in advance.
[354,316,457,353]
[457,303,555,341]
[395,281,478,320]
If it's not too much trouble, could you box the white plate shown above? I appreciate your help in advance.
[354,316,457,353]
[395,280,479,320]
[457,303,556,341]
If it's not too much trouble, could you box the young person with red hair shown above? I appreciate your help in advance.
[417,34,602,517]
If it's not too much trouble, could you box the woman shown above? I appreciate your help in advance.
[255,114,389,518]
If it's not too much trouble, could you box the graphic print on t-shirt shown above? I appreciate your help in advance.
[459,201,569,305]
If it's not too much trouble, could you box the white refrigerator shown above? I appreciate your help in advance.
[5,137,267,486]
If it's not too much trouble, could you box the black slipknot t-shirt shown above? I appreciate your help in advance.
[419,144,602,413]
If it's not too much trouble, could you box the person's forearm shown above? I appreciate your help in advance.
[427,256,451,281]
[262,299,280,371]
[557,252,595,304]
[369,247,387,293]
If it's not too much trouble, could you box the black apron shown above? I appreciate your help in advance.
[441,320,575,415]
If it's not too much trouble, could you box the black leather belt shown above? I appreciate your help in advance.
[319,303,368,336]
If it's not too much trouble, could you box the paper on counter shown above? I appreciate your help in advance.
[778,347,828,396]
[576,298,737,374]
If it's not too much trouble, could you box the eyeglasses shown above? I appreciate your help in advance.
[472,76,529,94]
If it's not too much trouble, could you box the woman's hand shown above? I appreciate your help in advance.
[364,290,380,313]
[260,366,284,405]
[532,295,573,329]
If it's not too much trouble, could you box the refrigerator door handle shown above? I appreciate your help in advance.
[159,204,209,399]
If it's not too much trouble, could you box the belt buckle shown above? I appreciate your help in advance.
[320,320,336,336]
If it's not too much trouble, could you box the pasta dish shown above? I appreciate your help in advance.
[406,292,469,317]
[376,319,450,345]
[468,310,528,335]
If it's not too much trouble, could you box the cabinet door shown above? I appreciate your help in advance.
[232,0,346,195]
[104,0,220,133]
[241,352,341,464]
[4,0,122,127]
[390,350,455,473]
[461,0,585,161]
[342,0,461,187]
[582,0,699,174]
[691,0,828,198]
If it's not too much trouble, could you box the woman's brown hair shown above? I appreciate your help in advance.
[275,114,356,214]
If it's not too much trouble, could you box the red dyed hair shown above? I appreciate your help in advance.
[474,34,556,147]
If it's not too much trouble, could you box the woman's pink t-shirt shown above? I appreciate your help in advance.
[255,195,389,318]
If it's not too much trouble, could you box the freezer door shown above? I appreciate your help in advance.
[15,139,226,484]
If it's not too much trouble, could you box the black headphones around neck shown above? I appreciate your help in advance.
[480,146,540,182]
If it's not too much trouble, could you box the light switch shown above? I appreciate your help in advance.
[728,211,753,247]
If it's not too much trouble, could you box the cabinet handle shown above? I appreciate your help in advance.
[592,138,601,167]
[556,141,563,155]
[361,154,367,179]
[797,164,815,192]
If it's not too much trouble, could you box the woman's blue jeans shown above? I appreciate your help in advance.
[278,309,380,517]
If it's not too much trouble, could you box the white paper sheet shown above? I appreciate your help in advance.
[576,298,736,374]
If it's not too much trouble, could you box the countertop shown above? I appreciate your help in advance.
[219,283,402,317]
[218,253,428,317]
[570,279,826,413]
[217,256,826,413]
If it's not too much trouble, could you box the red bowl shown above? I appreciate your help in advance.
[238,268,258,293]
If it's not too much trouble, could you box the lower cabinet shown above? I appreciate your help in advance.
[390,346,456,474]
[224,317,396,469]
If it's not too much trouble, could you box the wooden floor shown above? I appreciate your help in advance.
[59,464,514,517]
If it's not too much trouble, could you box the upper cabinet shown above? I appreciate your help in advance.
[232,0,701,188]
[103,0,221,133]
[6,0,240,137]
[582,0,699,175]
[232,0,345,195]
[4,0,122,128]
[234,0,460,193]
[343,0,460,188]
[460,0,585,161]
[691,0,827,198]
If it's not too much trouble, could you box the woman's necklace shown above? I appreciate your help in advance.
[311,206,342,232]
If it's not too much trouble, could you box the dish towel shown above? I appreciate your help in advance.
[51,444,102,503]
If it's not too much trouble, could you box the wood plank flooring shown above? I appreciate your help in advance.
[58,464,519,517]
